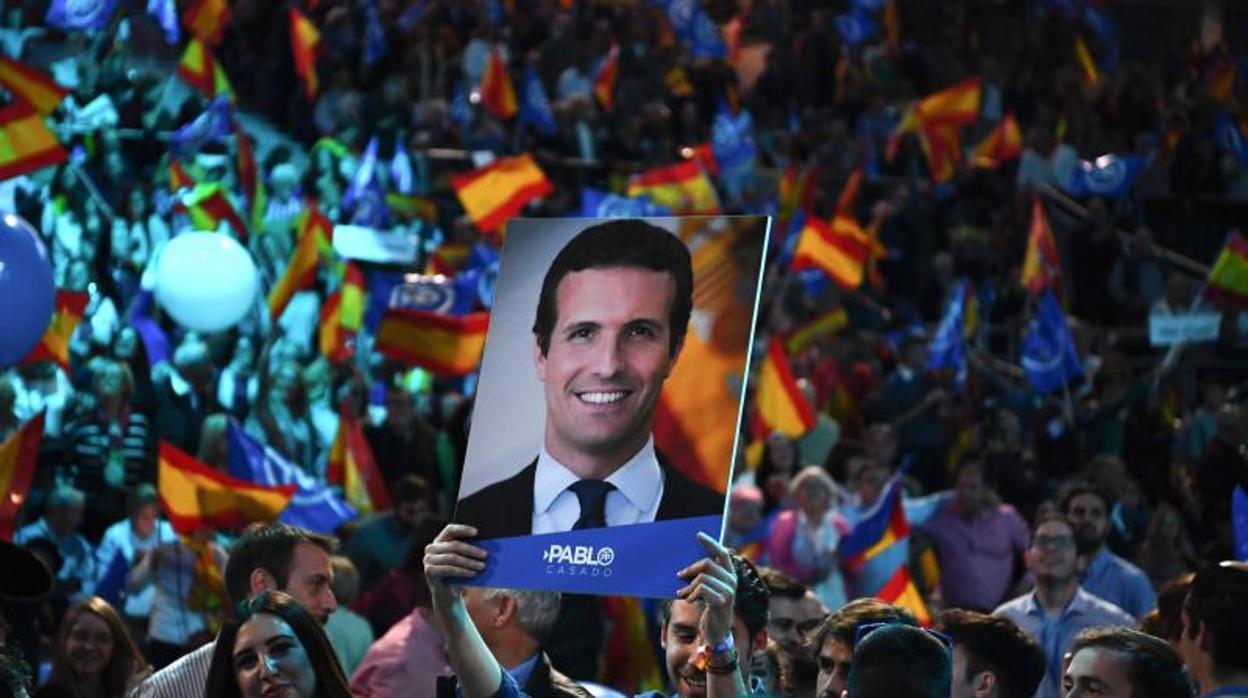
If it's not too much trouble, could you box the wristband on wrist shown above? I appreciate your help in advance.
[691,633,736,673]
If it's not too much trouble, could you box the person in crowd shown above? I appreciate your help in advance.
[352,517,444,637]
[919,459,1031,612]
[756,568,826,660]
[348,585,449,698]
[1134,503,1203,593]
[94,485,175,642]
[994,514,1135,698]
[344,474,435,592]
[363,382,442,503]
[1176,562,1248,697]
[932,609,1046,698]
[1060,480,1157,620]
[756,433,799,516]
[809,598,916,698]
[36,596,149,698]
[764,467,847,609]
[15,486,94,603]
[203,591,352,698]
[151,339,215,458]
[1063,627,1192,698]
[323,556,373,679]
[844,623,951,698]
[130,522,338,698]
[722,483,767,553]
[216,335,259,421]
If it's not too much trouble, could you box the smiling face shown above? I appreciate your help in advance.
[661,599,753,698]
[232,614,316,698]
[64,611,114,678]
[1063,647,1135,698]
[535,267,682,477]
[1026,518,1078,583]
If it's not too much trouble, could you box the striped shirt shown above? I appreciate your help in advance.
[127,641,214,698]
[64,411,154,494]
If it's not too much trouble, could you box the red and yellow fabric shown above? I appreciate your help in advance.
[170,158,196,192]
[319,263,365,362]
[1208,51,1236,105]
[886,77,981,182]
[451,154,552,233]
[375,309,489,377]
[1204,230,1248,310]
[158,441,295,535]
[792,214,874,290]
[593,45,619,112]
[289,9,322,100]
[777,163,816,221]
[268,204,328,320]
[1022,199,1061,296]
[478,46,517,120]
[0,414,44,541]
[0,102,66,181]
[1075,36,1099,88]
[971,113,1023,169]
[327,406,391,515]
[384,192,437,222]
[425,242,472,276]
[750,338,817,440]
[784,306,848,356]
[875,565,932,626]
[182,0,231,46]
[176,39,234,102]
[600,597,665,694]
[626,160,721,214]
[0,57,67,115]
[180,183,248,240]
[21,290,88,372]
[235,126,266,232]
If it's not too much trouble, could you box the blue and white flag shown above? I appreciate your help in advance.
[927,279,972,380]
[46,0,116,31]
[836,11,877,46]
[170,96,232,159]
[147,0,179,43]
[1082,6,1119,74]
[362,0,388,67]
[657,0,727,59]
[711,102,757,175]
[1021,289,1084,394]
[391,147,414,195]
[95,549,129,609]
[1064,154,1145,199]
[579,187,672,218]
[344,137,392,228]
[517,65,556,136]
[227,421,357,534]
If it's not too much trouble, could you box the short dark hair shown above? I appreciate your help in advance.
[206,591,352,698]
[660,553,770,638]
[1058,480,1111,515]
[1069,627,1191,698]
[393,474,432,504]
[808,598,916,652]
[1184,563,1248,674]
[933,609,1045,698]
[125,483,159,515]
[757,566,807,600]
[223,523,337,605]
[1141,573,1194,643]
[847,624,951,698]
[532,219,693,357]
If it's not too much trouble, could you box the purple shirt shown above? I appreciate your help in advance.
[919,501,1030,610]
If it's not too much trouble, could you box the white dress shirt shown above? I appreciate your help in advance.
[531,437,665,534]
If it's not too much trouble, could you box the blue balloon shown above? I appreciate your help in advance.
[0,214,54,367]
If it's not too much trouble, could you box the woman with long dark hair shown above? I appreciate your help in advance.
[36,597,149,698]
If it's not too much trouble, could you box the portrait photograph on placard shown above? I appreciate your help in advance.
[453,215,769,597]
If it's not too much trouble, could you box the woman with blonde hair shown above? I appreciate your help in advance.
[37,596,149,698]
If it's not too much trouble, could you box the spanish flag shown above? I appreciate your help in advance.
[268,203,329,320]
[180,183,248,241]
[792,214,871,290]
[1204,230,1248,310]
[778,162,816,221]
[0,57,67,115]
[425,242,472,276]
[375,309,489,377]
[0,414,43,541]
[21,290,88,372]
[289,9,321,100]
[478,46,517,120]
[235,125,266,232]
[170,158,196,192]
[627,160,721,214]
[327,406,391,515]
[970,113,1023,169]
[451,154,552,233]
[750,338,816,440]
[176,39,234,102]
[601,597,665,694]
[319,263,365,362]
[384,192,437,222]
[1208,51,1236,105]
[183,0,231,46]
[917,123,964,183]
[1021,199,1061,296]
[158,441,296,535]
[0,102,66,181]
[784,306,848,356]
[887,77,980,181]
[593,44,619,112]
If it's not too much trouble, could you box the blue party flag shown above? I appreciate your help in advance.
[95,549,129,609]
[344,137,392,228]
[1064,154,1145,199]
[45,0,116,31]
[836,11,877,46]
[227,420,357,534]
[579,187,672,218]
[147,0,179,43]
[362,0,388,67]
[517,65,556,136]
[170,96,232,159]
[927,279,974,382]
[1021,289,1084,394]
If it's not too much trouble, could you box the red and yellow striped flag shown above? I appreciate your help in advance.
[268,204,329,320]
[750,338,816,440]
[0,102,66,180]
[183,0,231,46]
[235,125,266,232]
[319,263,365,362]
[451,154,552,233]
[0,414,43,541]
[593,45,619,112]
[971,113,1023,169]
[180,183,248,241]
[784,306,849,356]
[478,45,517,120]
[21,290,88,372]
[158,441,295,535]
[424,242,472,277]
[375,309,489,377]
[627,160,721,214]
[792,214,873,290]
[0,57,67,115]
[778,163,816,221]
[1022,199,1061,296]
[887,77,980,181]
[601,597,665,694]
[176,39,234,102]
[1204,230,1248,310]
[170,158,196,192]
[327,406,391,515]
[289,9,321,99]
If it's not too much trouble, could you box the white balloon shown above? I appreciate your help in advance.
[155,232,259,332]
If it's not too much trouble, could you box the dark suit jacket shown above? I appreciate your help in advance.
[455,452,724,540]
[435,652,592,698]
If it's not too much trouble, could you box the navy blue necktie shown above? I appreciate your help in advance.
[568,480,616,530]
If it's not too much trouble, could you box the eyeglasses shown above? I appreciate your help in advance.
[1031,535,1075,550]
[852,622,953,651]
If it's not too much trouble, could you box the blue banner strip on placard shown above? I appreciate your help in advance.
[450,515,722,598]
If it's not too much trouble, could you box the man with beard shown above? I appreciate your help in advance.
[130,522,339,698]
[1060,481,1156,620]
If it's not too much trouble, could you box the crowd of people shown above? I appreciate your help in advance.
[0,0,1247,697]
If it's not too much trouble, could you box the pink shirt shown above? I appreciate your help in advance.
[350,608,451,698]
